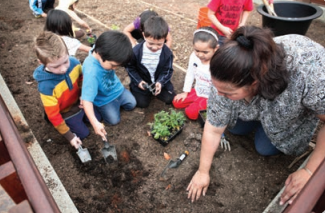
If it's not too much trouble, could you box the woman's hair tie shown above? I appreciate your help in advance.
[236,35,253,49]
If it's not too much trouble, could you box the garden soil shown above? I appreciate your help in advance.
[1,0,324,212]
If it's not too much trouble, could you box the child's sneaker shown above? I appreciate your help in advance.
[34,14,42,18]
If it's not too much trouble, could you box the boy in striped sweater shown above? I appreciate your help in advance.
[33,31,99,148]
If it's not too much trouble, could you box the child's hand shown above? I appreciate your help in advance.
[70,135,82,149]
[174,92,188,102]
[155,82,161,96]
[139,81,147,90]
[86,28,92,34]
[79,97,84,108]
[94,122,107,139]
[221,26,233,38]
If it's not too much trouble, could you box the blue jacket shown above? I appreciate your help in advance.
[126,41,174,91]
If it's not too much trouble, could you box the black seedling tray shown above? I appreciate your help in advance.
[198,110,207,128]
[151,125,184,147]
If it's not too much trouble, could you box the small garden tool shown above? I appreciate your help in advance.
[160,151,189,179]
[101,138,118,163]
[76,145,92,163]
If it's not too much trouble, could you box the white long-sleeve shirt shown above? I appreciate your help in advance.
[183,52,212,98]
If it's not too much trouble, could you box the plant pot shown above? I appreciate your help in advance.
[257,1,323,36]
[151,124,184,147]
[198,110,207,128]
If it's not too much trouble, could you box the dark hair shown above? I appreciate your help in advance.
[44,9,74,37]
[210,26,288,100]
[93,31,133,66]
[143,16,168,40]
[139,9,158,31]
[193,27,218,49]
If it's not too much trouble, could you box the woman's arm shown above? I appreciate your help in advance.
[280,114,325,205]
[187,121,226,202]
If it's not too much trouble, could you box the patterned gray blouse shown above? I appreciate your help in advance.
[207,34,325,156]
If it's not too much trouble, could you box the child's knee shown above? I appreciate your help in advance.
[185,106,199,120]
[77,129,90,140]
[103,118,120,126]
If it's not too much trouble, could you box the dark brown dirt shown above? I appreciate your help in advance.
[1,0,324,212]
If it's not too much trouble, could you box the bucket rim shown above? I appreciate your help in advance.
[257,1,323,21]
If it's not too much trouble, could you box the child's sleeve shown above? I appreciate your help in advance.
[126,53,143,85]
[40,94,75,141]
[133,17,141,30]
[182,53,196,92]
[156,50,174,86]
[243,0,254,11]
[207,0,220,12]
[29,0,43,16]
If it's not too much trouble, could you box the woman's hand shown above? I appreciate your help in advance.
[187,170,210,202]
[70,135,82,149]
[280,168,311,205]
[174,92,188,102]
[93,122,107,139]
[155,82,161,96]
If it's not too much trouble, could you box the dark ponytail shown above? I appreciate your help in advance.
[210,26,288,100]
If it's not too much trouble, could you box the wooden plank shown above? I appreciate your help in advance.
[0,161,15,180]
[0,173,27,204]
[9,200,34,213]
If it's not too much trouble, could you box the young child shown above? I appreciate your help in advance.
[56,0,92,38]
[173,27,219,120]
[207,0,253,44]
[126,16,175,108]
[123,9,172,48]
[33,31,99,149]
[81,31,136,140]
[45,9,91,56]
[29,0,54,18]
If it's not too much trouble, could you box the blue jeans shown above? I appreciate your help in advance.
[228,119,281,156]
[96,89,136,125]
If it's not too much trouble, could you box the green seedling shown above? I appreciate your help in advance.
[148,108,186,142]
[111,24,120,30]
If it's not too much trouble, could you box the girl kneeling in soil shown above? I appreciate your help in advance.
[81,31,136,139]
[45,9,91,57]
[187,26,325,207]
[172,27,219,120]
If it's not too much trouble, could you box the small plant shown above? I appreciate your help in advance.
[86,30,97,46]
[148,108,186,143]
[111,24,120,30]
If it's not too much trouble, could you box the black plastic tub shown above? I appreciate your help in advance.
[257,1,323,36]
[151,125,184,147]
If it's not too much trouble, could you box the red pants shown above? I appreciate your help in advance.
[172,89,207,120]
